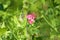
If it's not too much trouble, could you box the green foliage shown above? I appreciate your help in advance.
[0,0,60,40]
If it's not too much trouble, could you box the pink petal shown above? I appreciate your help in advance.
[27,13,36,20]
[27,15,32,20]
[28,19,35,24]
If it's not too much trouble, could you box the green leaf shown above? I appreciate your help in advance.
[55,0,60,4]
[0,28,7,36]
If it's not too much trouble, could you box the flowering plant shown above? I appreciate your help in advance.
[0,0,60,40]
[27,13,36,24]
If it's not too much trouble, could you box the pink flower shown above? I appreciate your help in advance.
[27,13,36,20]
[27,13,36,24]
[28,19,35,24]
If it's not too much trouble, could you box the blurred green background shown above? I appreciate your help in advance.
[0,0,60,40]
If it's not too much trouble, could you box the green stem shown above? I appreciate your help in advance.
[22,0,31,40]
[42,15,58,32]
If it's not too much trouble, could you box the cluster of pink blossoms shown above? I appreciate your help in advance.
[26,13,36,24]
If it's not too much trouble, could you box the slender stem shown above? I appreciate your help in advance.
[22,0,31,40]
[42,15,58,32]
